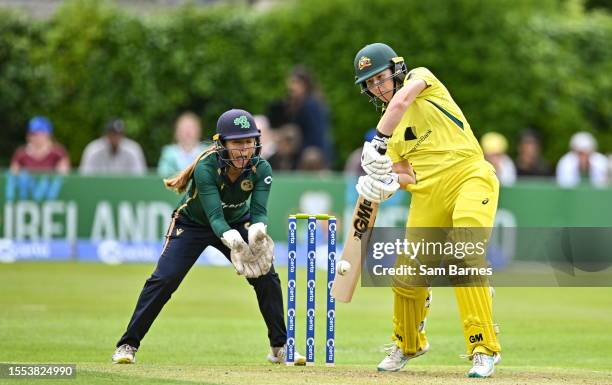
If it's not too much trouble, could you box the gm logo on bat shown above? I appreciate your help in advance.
[353,199,374,239]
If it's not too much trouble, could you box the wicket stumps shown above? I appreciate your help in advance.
[286,213,336,367]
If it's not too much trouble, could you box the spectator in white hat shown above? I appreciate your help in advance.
[556,132,608,188]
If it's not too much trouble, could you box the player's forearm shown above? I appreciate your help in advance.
[210,216,232,238]
[397,173,415,189]
[393,160,416,189]
[376,79,427,137]
[201,199,231,237]
[198,190,231,237]
[249,189,269,225]
[376,102,407,137]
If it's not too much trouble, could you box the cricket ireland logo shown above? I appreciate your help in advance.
[233,115,250,129]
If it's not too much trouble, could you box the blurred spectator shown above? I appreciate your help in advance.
[267,124,301,171]
[10,116,70,174]
[265,100,288,130]
[254,114,276,160]
[481,132,516,186]
[556,132,608,188]
[79,119,147,175]
[515,129,552,177]
[157,112,207,177]
[298,147,328,172]
[266,66,332,168]
[344,129,377,176]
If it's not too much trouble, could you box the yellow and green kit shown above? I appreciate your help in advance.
[386,67,501,357]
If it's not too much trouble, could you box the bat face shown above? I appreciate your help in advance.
[331,196,379,302]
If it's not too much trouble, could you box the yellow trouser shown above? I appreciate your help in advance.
[392,159,501,356]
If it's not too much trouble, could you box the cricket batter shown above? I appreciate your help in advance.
[353,43,501,377]
[112,109,305,365]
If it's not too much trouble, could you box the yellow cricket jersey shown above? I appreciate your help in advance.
[385,67,484,190]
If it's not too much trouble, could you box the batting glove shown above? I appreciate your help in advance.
[356,173,400,203]
[370,132,390,154]
[361,141,393,177]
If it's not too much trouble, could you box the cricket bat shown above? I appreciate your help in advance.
[331,195,379,303]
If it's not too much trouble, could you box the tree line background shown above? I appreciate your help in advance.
[0,0,610,169]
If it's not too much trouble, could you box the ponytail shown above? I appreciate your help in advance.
[164,145,216,193]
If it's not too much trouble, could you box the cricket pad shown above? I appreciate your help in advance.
[391,286,431,355]
[455,286,501,355]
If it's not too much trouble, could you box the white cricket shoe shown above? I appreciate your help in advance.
[377,343,429,372]
[112,344,137,364]
[467,352,501,378]
[267,345,306,365]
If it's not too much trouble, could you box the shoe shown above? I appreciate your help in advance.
[267,345,306,365]
[376,343,429,372]
[112,344,137,364]
[467,352,501,378]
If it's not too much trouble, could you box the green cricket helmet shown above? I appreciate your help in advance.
[213,109,261,171]
[353,43,407,108]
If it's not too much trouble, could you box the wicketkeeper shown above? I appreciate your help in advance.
[112,109,306,365]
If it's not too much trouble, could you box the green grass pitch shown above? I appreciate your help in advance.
[1,262,611,384]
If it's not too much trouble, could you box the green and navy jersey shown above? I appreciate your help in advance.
[176,151,272,237]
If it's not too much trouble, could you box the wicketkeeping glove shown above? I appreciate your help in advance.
[221,229,260,277]
[356,173,400,203]
[247,222,274,278]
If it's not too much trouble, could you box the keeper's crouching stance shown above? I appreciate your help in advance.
[353,43,501,378]
[112,109,305,365]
